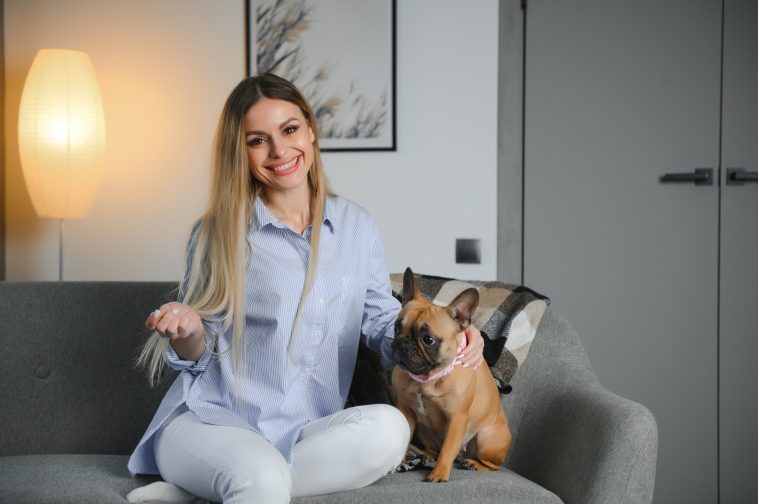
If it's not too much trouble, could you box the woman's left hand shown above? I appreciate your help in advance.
[456,325,485,370]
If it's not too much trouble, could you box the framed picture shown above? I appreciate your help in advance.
[247,0,396,151]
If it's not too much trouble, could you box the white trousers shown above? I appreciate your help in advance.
[150,405,409,503]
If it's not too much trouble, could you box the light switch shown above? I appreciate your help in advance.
[455,239,481,264]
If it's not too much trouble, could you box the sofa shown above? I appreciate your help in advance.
[0,281,657,503]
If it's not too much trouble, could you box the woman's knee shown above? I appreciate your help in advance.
[362,405,410,465]
[225,463,292,503]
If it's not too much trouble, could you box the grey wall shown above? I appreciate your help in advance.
[4,0,501,282]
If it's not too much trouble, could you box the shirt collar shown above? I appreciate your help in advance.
[250,195,335,234]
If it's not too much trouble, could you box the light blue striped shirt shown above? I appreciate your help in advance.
[128,196,401,475]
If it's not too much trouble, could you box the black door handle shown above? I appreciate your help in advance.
[726,168,758,186]
[660,168,713,186]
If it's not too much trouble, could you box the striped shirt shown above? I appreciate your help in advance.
[128,195,401,475]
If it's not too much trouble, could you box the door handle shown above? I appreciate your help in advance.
[726,168,758,186]
[660,168,713,186]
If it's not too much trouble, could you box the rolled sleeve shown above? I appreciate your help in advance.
[360,227,401,369]
[164,330,214,374]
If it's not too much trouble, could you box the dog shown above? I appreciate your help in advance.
[391,267,512,482]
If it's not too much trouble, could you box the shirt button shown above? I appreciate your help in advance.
[319,298,325,305]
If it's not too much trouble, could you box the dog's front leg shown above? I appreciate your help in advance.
[426,412,468,482]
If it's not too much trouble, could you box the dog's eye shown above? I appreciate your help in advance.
[422,334,437,346]
[395,321,403,334]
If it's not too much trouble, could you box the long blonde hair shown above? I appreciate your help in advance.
[138,73,332,385]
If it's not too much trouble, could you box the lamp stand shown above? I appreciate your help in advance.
[59,218,64,281]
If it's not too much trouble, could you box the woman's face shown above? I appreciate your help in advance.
[244,97,316,196]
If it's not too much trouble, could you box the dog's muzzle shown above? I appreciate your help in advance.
[393,337,435,375]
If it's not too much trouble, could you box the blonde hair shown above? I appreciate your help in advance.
[138,74,332,385]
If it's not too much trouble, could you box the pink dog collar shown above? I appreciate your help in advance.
[407,334,467,384]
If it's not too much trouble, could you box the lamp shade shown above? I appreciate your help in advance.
[18,49,106,219]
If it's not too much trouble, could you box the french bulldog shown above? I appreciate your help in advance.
[391,268,512,482]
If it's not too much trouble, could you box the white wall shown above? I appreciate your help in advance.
[4,0,499,282]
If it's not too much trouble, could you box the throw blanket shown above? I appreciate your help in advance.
[389,273,550,394]
[346,273,549,407]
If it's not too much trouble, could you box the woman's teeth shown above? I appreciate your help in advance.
[273,157,298,171]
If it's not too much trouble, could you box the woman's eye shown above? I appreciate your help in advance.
[284,125,299,134]
[422,334,437,346]
[247,137,265,146]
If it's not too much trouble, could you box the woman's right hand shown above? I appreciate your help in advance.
[146,302,204,341]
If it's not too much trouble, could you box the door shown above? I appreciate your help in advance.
[719,0,758,501]
[523,1,721,502]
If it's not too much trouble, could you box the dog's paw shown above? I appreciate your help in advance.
[424,467,450,483]
[460,458,496,471]
[460,458,477,471]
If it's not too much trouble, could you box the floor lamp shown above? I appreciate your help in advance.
[18,49,106,281]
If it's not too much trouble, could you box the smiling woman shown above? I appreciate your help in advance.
[124,74,488,504]
[244,98,316,216]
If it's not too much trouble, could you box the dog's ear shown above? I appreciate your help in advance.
[446,288,479,328]
[402,267,420,306]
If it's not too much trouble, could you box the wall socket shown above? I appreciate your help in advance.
[455,238,481,264]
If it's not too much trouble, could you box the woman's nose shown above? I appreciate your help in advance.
[268,137,285,158]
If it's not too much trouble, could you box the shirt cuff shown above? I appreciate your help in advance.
[164,331,214,374]
[378,321,397,370]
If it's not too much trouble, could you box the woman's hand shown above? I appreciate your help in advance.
[146,302,203,342]
[455,325,485,371]
[146,302,206,361]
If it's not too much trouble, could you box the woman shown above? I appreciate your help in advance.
[127,74,484,503]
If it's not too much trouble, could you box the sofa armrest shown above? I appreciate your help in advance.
[509,382,657,504]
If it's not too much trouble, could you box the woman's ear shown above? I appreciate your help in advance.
[309,124,316,143]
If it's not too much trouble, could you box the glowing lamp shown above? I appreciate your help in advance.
[18,48,106,219]
[18,49,106,279]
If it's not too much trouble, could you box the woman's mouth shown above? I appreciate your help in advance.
[266,156,301,176]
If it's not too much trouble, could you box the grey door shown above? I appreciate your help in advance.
[719,0,758,501]
[523,1,721,502]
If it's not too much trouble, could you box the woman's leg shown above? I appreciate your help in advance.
[290,404,409,498]
[154,410,292,504]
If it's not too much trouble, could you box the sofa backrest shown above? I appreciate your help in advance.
[0,281,600,465]
[0,281,178,456]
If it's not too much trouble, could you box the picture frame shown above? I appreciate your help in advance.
[246,0,396,152]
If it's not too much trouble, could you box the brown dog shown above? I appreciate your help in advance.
[391,268,512,482]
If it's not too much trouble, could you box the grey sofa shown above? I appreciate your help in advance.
[0,282,657,503]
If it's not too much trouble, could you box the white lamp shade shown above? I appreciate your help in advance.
[18,49,106,219]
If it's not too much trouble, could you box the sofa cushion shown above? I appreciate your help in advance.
[295,468,563,503]
[0,454,562,504]
[0,454,158,504]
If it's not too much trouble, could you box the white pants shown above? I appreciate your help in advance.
[151,405,409,503]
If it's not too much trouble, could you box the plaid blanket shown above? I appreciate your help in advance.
[346,273,550,407]
[389,273,550,394]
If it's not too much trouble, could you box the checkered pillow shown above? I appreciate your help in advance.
[389,272,550,393]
